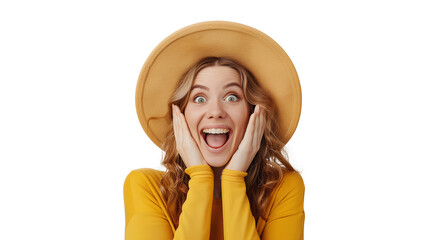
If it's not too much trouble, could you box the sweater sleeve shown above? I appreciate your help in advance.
[221,169,305,240]
[123,165,214,240]
[175,164,214,239]
[221,169,259,240]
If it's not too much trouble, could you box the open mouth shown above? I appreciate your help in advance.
[200,129,231,149]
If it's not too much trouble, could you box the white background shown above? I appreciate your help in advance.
[1,0,428,239]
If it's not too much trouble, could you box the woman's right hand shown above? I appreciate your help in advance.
[172,104,207,168]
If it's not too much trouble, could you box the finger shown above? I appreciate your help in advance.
[256,105,262,131]
[255,106,262,134]
[174,105,180,130]
[176,105,184,141]
[243,110,257,145]
[176,106,189,138]
[252,105,264,146]
[172,106,180,153]
[257,107,264,141]
[252,106,261,145]
[173,105,182,142]
[172,105,177,134]
[177,107,195,139]
[172,105,179,141]
[177,106,196,147]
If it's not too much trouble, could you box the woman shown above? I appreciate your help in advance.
[124,21,304,240]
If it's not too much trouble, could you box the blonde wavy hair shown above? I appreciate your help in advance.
[159,57,296,227]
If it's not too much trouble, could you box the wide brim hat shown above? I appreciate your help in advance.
[136,21,301,150]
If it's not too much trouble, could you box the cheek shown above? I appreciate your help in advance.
[232,106,250,131]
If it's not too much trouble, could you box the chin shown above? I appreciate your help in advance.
[203,154,231,168]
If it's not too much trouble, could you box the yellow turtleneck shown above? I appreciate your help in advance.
[124,165,305,240]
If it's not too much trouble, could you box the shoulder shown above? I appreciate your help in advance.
[124,168,165,192]
[271,170,305,209]
[123,168,167,226]
[263,171,305,234]
[279,171,305,192]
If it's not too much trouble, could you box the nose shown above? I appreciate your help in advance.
[206,99,226,119]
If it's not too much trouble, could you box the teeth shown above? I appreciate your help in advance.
[202,128,230,134]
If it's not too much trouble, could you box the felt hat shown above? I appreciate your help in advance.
[136,21,301,150]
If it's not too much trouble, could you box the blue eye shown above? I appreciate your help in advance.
[194,96,206,103]
[226,94,238,102]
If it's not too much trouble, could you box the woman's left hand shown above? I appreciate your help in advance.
[225,105,265,172]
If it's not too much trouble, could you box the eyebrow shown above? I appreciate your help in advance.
[190,82,242,91]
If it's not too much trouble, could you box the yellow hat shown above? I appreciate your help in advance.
[136,21,301,150]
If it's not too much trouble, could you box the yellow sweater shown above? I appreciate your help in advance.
[123,165,305,240]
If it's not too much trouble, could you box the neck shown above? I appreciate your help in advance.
[211,166,224,199]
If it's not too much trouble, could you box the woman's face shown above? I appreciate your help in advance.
[184,66,250,168]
